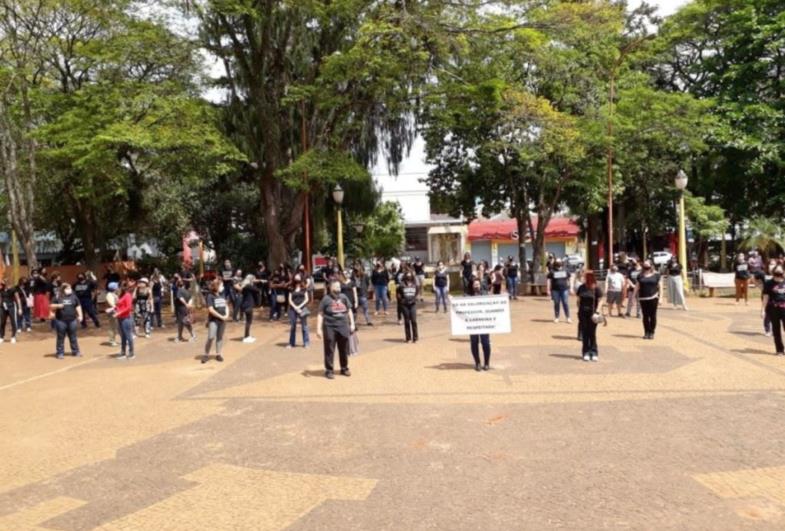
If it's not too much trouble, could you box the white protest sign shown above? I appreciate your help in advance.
[449,294,511,336]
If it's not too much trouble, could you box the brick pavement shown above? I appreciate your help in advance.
[1,296,785,529]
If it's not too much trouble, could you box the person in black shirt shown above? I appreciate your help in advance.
[287,275,311,348]
[237,274,260,342]
[254,262,270,308]
[269,265,288,321]
[230,269,244,321]
[103,265,121,290]
[734,253,750,305]
[134,278,154,338]
[547,260,572,323]
[203,278,229,363]
[634,261,661,340]
[400,273,419,343]
[762,266,785,355]
[666,258,688,310]
[467,278,491,371]
[151,270,166,328]
[317,280,356,379]
[0,280,21,344]
[173,279,195,342]
[371,262,389,315]
[339,270,358,320]
[576,270,603,362]
[17,277,33,333]
[460,253,474,294]
[625,260,642,318]
[74,273,100,329]
[220,259,234,297]
[505,257,519,300]
[50,283,83,359]
[433,261,450,312]
[413,257,425,301]
[352,265,373,326]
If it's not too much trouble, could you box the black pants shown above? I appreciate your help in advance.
[470,334,491,365]
[323,327,349,373]
[1,304,18,338]
[244,308,254,338]
[401,304,418,341]
[770,306,785,353]
[579,312,598,356]
[396,295,403,321]
[79,298,100,327]
[54,319,80,357]
[640,298,658,336]
[153,296,163,327]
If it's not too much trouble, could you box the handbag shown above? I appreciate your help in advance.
[276,293,286,303]
[349,331,360,356]
[590,288,607,326]
[299,307,311,318]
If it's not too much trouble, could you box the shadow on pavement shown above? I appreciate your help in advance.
[426,363,476,370]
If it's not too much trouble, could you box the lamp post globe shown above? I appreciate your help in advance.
[675,169,688,191]
[332,184,344,205]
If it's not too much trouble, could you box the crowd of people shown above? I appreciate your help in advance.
[1,248,784,375]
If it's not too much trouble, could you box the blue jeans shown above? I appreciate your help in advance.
[374,285,388,311]
[551,289,570,319]
[54,319,80,357]
[358,296,372,324]
[153,296,163,327]
[506,277,518,298]
[269,290,280,319]
[435,286,448,311]
[288,308,310,346]
[78,297,100,327]
[119,316,135,356]
[20,305,32,330]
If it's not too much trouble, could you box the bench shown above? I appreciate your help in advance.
[700,271,735,297]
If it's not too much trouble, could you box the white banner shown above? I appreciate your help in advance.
[449,294,511,336]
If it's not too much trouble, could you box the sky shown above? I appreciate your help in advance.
[373,0,690,198]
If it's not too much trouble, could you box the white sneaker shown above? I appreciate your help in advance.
[567,318,573,324]
[582,354,590,362]
[242,336,256,344]
[11,337,16,344]
[0,338,4,344]
[765,331,772,337]
[553,318,559,323]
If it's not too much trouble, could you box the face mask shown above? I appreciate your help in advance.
[64,289,73,296]
[331,287,341,295]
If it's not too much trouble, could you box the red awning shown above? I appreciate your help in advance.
[468,217,580,241]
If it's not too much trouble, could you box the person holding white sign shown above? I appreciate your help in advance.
[547,260,572,323]
[468,278,491,371]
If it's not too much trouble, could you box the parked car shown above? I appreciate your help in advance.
[651,251,673,266]
[564,254,585,269]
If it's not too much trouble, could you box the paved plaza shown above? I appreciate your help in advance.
[2,296,785,530]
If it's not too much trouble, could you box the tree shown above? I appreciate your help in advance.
[684,193,729,266]
[183,0,441,266]
[740,216,785,260]
[355,201,405,260]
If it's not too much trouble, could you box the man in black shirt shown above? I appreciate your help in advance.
[254,262,270,308]
[460,252,474,294]
[505,257,520,300]
[74,273,100,329]
[50,284,83,359]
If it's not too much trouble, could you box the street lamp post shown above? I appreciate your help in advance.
[333,184,345,269]
[675,169,690,291]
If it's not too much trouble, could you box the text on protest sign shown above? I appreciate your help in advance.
[450,295,511,336]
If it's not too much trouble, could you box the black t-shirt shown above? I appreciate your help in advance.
[627,269,641,289]
[1,287,16,309]
[54,293,79,321]
[434,270,448,288]
[319,293,351,337]
[341,280,357,307]
[74,281,95,300]
[461,260,473,279]
[152,280,163,297]
[241,285,259,311]
[735,262,750,280]
[290,289,307,309]
[174,288,191,312]
[548,269,570,291]
[33,277,50,295]
[507,263,519,278]
[577,284,602,314]
[401,284,417,305]
[638,273,661,299]
[371,269,389,286]
[255,269,270,285]
[207,293,228,322]
[617,263,629,277]
[221,267,233,282]
[413,262,424,275]
[764,279,785,306]
[668,263,682,276]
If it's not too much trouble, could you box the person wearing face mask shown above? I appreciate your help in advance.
[547,259,572,323]
[734,253,750,305]
[230,269,244,322]
[762,266,785,355]
[220,259,234,298]
[134,278,154,338]
[505,256,520,300]
[467,278,491,371]
[111,281,136,359]
[238,274,260,343]
[105,282,120,347]
[625,260,642,319]
[605,265,625,318]
[74,273,100,329]
[433,261,450,312]
[203,278,229,363]
[316,280,356,379]
[0,280,21,344]
[371,262,390,316]
[174,279,196,343]
[762,260,777,336]
[666,258,688,311]
[634,260,661,340]
[32,269,51,323]
[287,275,310,349]
[576,270,603,362]
[50,283,83,359]
[17,277,33,333]
[339,270,359,322]
[151,270,166,329]
[400,273,419,343]
[352,265,373,326]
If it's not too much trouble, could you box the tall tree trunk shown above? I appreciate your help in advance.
[0,98,38,269]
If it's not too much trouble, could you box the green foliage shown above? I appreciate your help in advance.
[740,216,785,258]
[355,201,405,259]
[684,193,729,238]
